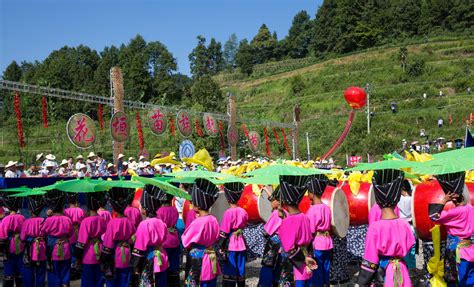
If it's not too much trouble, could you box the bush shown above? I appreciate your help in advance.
[289,76,306,97]
[406,58,426,77]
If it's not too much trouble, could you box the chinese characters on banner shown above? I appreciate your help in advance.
[347,155,362,167]
[203,113,218,137]
[110,112,130,142]
[148,108,167,135]
[227,125,239,146]
[177,110,193,137]
[248,131,260,152]
[66,113,96,149]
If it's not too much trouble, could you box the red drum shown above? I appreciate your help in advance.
[466,182,474,206]
[181,200,192,223]
[209,192,230,224]
[321,185,350,237]
[237,184,273,223]
[298,195,311,213]
[412,180,471,241]
[340,182,375,226]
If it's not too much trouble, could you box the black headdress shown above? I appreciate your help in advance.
[44,189,66,213]
[372,169,404,208]
[28,195,45,216]
[268,186,281,202]
[1,193,22,212]
[223,182,244,204]
[108,187,134,214]
[141,185,162,217]
[191,178,219,211]
[279,175,310,206]
[67,193,79,205]
[401,179,412,196]
[306,174,329,197]
[87,192,106,211]
[435,172,465,195]
[154,186,174,204]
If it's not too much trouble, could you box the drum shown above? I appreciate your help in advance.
[298,195,311,213]
[412,180,471,241]
[466,182,474,206]
[209,192,230,224]
[237,184,273,223]
[321,185,350,238]
[340,182,375,226]
[181,200,192,223]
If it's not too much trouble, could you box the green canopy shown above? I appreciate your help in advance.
[433,147,474,160]
[167,170,234,179]
[0,186,33,193]
[10,189,46,197]
[97,179,144,189]
[40,179,110,193]
[245,164,331,177]
[346,160,420,171]
[412,148,474,175]
[241,174,281,185]
[133,176,191,200]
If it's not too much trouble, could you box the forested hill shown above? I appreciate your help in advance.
[1,0,473,162]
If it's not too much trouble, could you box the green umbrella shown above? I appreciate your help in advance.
[133,176,191,200]
[0,186,33,193]
[411,158,473,175]
[10,189,46,197]
[245,164,331,177]
[346,160,420,171]
[41,179,110,193]
[98,179,144,189]
[433,147,474,160]
[167,170,234,179]
[241,174,281,185]
[170,173,243,185]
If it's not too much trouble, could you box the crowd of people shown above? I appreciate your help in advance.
[0,165,472,286]
[0,152,340,179]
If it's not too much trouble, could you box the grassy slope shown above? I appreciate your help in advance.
[221,38,474,161]
[1,37,473,164]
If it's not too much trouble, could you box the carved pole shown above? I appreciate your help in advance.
[293,104,301,160]
[227,92,238,160]
[110,67,124,166]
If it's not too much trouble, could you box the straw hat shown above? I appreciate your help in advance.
[107,163,114,168]
[76,155,84,160]
[60,159,68,166]
[45,154,56,161]
[46,162,55,168]
[118,153,125,159]
[139,155,146,161]
[6,161,18,168]
[77,163,87,170]
[87,152,96,158]
[36,153,44,161]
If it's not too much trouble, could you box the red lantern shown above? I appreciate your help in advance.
[344,86,367,109]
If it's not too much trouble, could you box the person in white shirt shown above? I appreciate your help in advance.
[58,159,70,177]
[43,154,58,169]
[86,152,96,174]
[40,162,57,177]
[398,180,413,223]
[76,163,88,178]
[75,155,84,171]
[4,161,18,178]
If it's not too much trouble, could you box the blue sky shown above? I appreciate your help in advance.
[0,0,322,76]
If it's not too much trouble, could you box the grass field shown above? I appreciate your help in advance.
[1,37,473,164]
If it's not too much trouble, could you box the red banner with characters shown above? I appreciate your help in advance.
[176,110,193,137]
[203,113,218,137]
[248,131,260,153]
[66,113,96,149]
[110,112,130,142]
[148,108,167,135]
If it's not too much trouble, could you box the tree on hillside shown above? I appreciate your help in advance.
[207,38,224,75]
[250,24,278,64]
[118,35,153,102]
[2,61,22,81]
[235,39,254,75]
[189,36,210,78]
[223,33,239,70]
[312,0,339,53]
[285,10,314,58]
[190,75,224,112]
[93,45,120,96]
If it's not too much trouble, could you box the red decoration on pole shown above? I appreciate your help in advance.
[13,92,25,148]
[195,119,204,137]
[344,86,367,110]
[273,128,281,145]
[98,104,104,131]
[264,127,270,157]
[135,112,145,151]
[241,123,249,138]
[169,117,175,136]
[281,128,292,157]
[41,96,48,128]
[219,121,225,149]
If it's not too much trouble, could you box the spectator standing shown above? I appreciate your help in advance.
[5,161,18,178]
[438,117,444,128]
[86,152,96,174]
[75,155,84,170]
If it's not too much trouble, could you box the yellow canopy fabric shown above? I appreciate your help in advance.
[182,149,214,171]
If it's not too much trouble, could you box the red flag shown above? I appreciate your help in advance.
[41,96,48,128]
[195,119,204,137]
[273,128,281,145]
[241,123,249,138]
[281,128,292,157]
[264,127,271,157]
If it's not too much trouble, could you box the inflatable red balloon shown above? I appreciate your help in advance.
[344,86,367,109]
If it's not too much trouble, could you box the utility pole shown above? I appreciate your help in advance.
[365,83,373,135]
[306,132,310,160]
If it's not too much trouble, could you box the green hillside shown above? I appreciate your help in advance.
[219,37,474,161]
